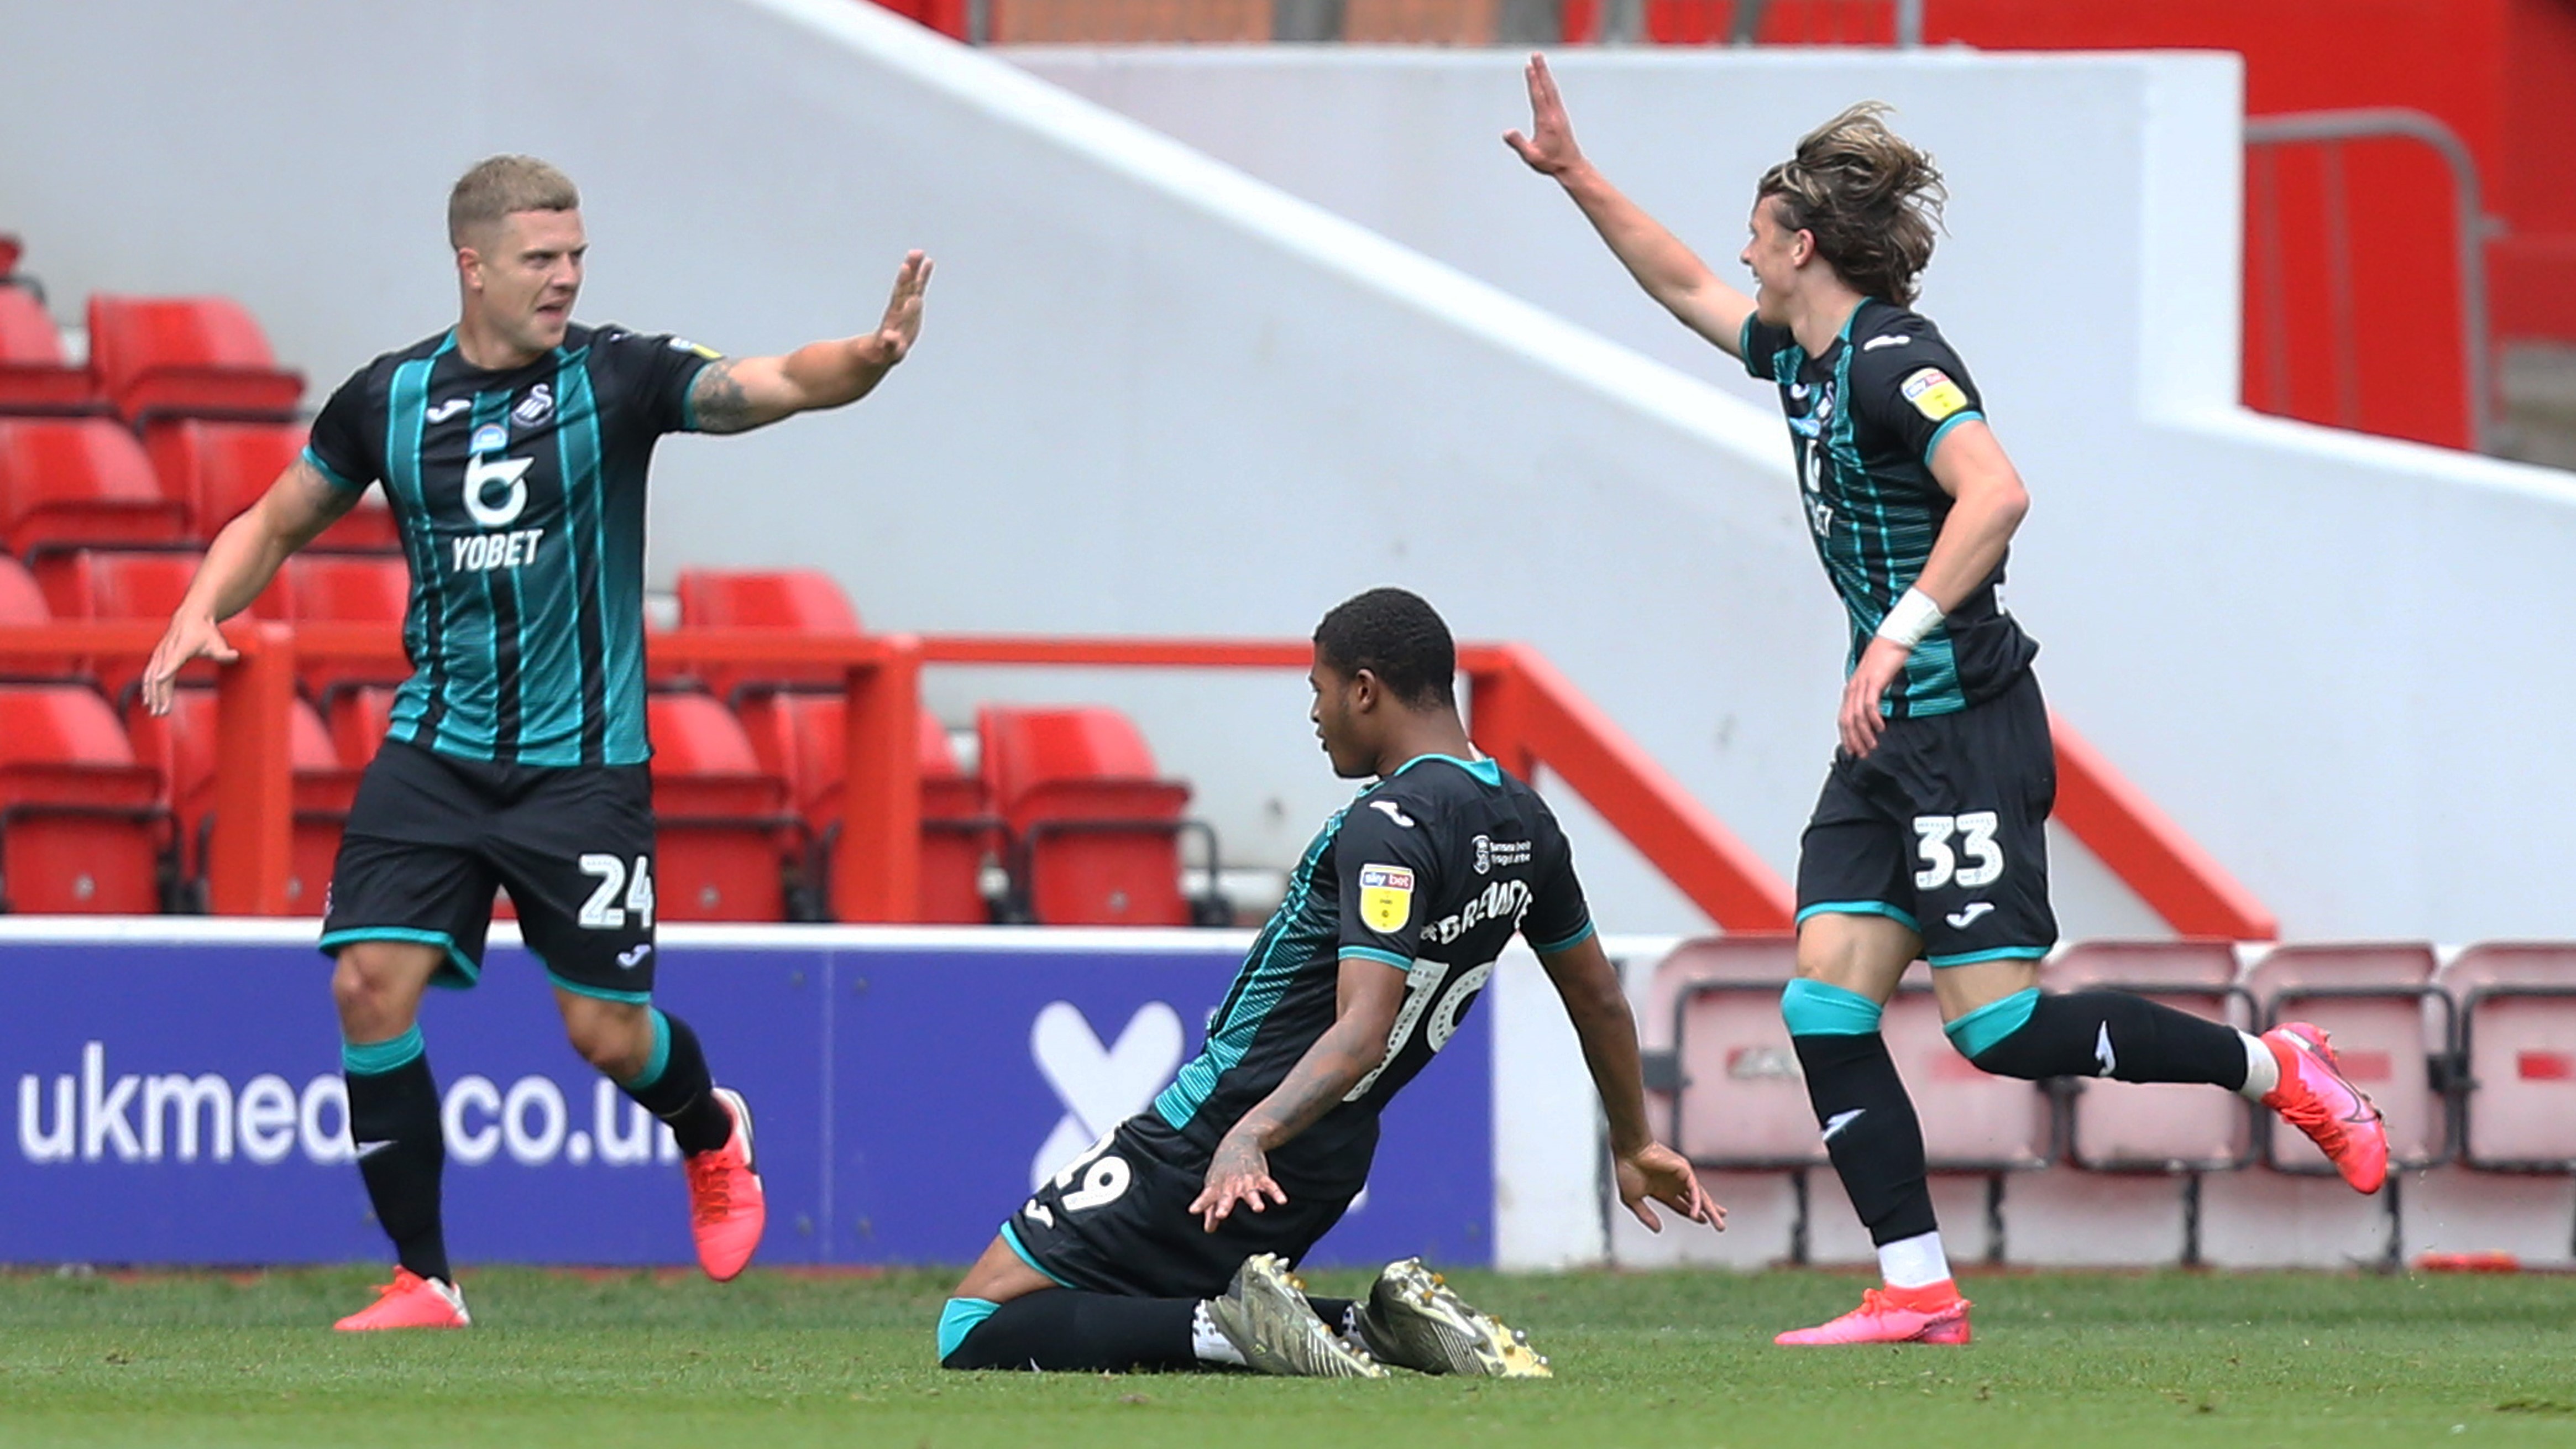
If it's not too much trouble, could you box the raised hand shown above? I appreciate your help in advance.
[875,250,933,365]
[1504,53,1587,177]
[1616,1142,1724,1233]
[140,613,237,717]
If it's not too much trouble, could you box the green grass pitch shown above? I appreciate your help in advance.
[1,1265,2570,1447]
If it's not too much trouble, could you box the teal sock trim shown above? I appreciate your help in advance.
[998,1222,1073,1288]
[341,1024,425,1076]
[622,1009,673,1091]
[1781,978,1884,1037]
[1944,987,2043,1059]
[938,1297,1000,1362]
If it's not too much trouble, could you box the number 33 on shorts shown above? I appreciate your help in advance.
[1912,811,2003,890]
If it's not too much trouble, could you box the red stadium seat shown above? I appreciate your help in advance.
[735,692,999,923]
[34,547,289,702]
[86,295,302,425]
[0,552,80,682]
[1883,974,2056,1171]
[2245,943,2451,1173]
[2045,941,2258,1171]
[146,419,399,549]
[669,568,862,699]
[286,553,412,703]
[125,687,353,914]
[978,704,1210,927]
[0,683,165,913]
[1645,934,2050,1171]
[2438,944,2576,1173]
[327,686,399,768]
[0,418,191,556]
[0,285,97,414]
[646,693,795,922]
[1643,935,1819,1167]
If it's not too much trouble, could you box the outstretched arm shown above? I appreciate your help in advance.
[1538,934,1723,1233]
[1506,53,1756,358]
[140,459,359,715]
[688,250,933,435]
[1189,959,1407,1231]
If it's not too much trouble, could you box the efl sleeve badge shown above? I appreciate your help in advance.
[1900,367,1970,422]
[1358,864,1416,932]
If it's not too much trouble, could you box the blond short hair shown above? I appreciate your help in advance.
[447,155,580,249]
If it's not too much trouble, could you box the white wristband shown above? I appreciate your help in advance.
[1875,587,1944,650]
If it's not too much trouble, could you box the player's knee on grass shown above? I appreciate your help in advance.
[938,1298,1001,1368]
[935,1290,1198,1372]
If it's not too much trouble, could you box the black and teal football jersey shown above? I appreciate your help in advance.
[1150,754,1594,1188]
[303,324,718,766]
[1741,297,2038,716]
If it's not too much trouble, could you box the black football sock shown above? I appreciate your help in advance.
[1782,981,1937,1247]
[1305,1295,1357,1337]
[343,1027,450,1284]
[1954,987,2249,1089]
[616,1008,734,1155]
[939,1291,1199,1371]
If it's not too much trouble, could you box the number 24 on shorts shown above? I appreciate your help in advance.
[577,854,657,929]
[1912,812,2003,890]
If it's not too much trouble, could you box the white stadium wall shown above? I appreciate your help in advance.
[2,7,2570,941]
[1013,49,2576,943]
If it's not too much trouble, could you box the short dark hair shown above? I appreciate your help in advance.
[1314,587,1455,708]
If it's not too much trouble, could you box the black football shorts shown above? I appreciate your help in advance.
[1794,668,2057,967]
[1001,1113,1362,1300]
[319,740,661,1002]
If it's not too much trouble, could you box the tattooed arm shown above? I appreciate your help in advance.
[686,250,933,435]
[1188,959,1407,1231]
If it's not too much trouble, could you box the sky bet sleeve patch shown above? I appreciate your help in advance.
[1900,367,1970,422]
[1358,864,1416,932]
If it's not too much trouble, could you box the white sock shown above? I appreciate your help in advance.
[2237,1030,2280,1101]
[1191,1300,1246,1366]
[1877,1230,1951,1290]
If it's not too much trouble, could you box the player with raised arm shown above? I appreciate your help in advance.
[1508,57,2386,1346]
[937,588,1718,1377]
[139,155,931,1330]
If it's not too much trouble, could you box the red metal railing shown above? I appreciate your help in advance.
[0,623,2271,937]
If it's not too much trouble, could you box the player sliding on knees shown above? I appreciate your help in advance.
[1509,57,2386,1347]
[139,155,931,1331]
[939,588,1717,1377]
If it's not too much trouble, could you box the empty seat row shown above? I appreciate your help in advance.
[0,416,395,555]
[0,285,303,426]
[1644,937,2576,1180]
[0,549,408,702]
